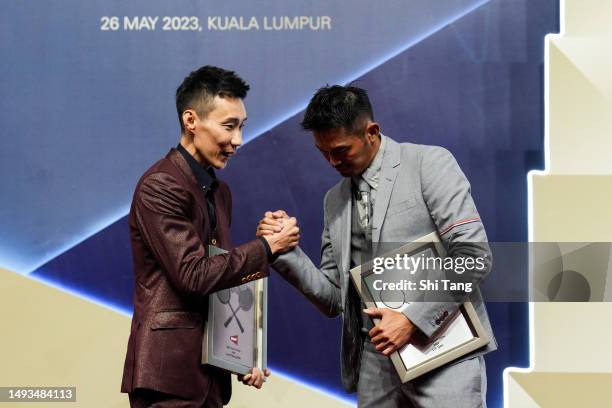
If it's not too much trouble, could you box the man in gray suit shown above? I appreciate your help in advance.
[257,85,496,407]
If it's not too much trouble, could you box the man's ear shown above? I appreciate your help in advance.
[365,121,380,143]
[182,109,197,133]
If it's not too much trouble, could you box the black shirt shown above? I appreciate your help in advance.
[177,143,218,233]
[176,144,273,259]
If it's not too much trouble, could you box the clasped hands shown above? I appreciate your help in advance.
[257,210,417,356]
[258,210,300,255]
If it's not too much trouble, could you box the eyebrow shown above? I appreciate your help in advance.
[315,144,349,154]
[222,117,247,125]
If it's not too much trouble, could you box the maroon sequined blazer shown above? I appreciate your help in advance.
[121,148,268,403]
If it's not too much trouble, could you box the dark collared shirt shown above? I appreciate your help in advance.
[177,144,218,233]
[176,144,273,259]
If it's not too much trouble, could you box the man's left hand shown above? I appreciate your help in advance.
[364,308,417,356]
[239,367,271,389]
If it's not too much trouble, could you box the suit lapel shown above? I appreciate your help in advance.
[329,178,352,283]
[328,137,401,294]
[372,137,401,253]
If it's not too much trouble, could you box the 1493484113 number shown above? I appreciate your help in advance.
[1,387,76,402]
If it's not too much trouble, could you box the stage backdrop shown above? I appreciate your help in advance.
[1,1,558,407]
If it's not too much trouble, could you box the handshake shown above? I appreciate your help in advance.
[257,210,300,255]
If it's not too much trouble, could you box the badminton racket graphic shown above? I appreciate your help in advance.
[217,288,244,333]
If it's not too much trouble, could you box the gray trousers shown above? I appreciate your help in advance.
[357,341,487,408]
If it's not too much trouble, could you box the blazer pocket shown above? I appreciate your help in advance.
[387,195,417,217]
[151,311,202,330]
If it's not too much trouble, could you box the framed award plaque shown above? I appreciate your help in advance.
[202,245,267,375]
[350,231,489,382]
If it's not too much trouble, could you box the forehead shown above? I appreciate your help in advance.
[313,128,361,149]
[205,96,247,120]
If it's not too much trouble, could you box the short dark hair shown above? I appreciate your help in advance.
[301,85,374,134]
[176,65,250,131]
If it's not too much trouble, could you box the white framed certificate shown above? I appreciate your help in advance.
[350,232,489,382]
[201,245,267,375]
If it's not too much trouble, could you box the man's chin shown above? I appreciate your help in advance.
[210,160,227,170]
[214,155,235,169]
[336,168,354,177]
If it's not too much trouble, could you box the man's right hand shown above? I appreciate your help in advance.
[256,210,288,237]
[261,213,299,255]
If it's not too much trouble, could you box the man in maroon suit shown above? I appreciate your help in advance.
[121,66,299,407]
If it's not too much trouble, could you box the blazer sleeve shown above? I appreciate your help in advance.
[133,171,268,297]
[402,146,492,338]
[271,191,343,318]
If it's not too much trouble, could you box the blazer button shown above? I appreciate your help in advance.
[435,319,441,325]
[443,311,448,317]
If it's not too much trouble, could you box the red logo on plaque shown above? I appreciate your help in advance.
[230,335,238,345]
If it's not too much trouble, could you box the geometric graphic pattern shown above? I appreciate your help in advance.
[506,0,612,406]
[0,267,352,408]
